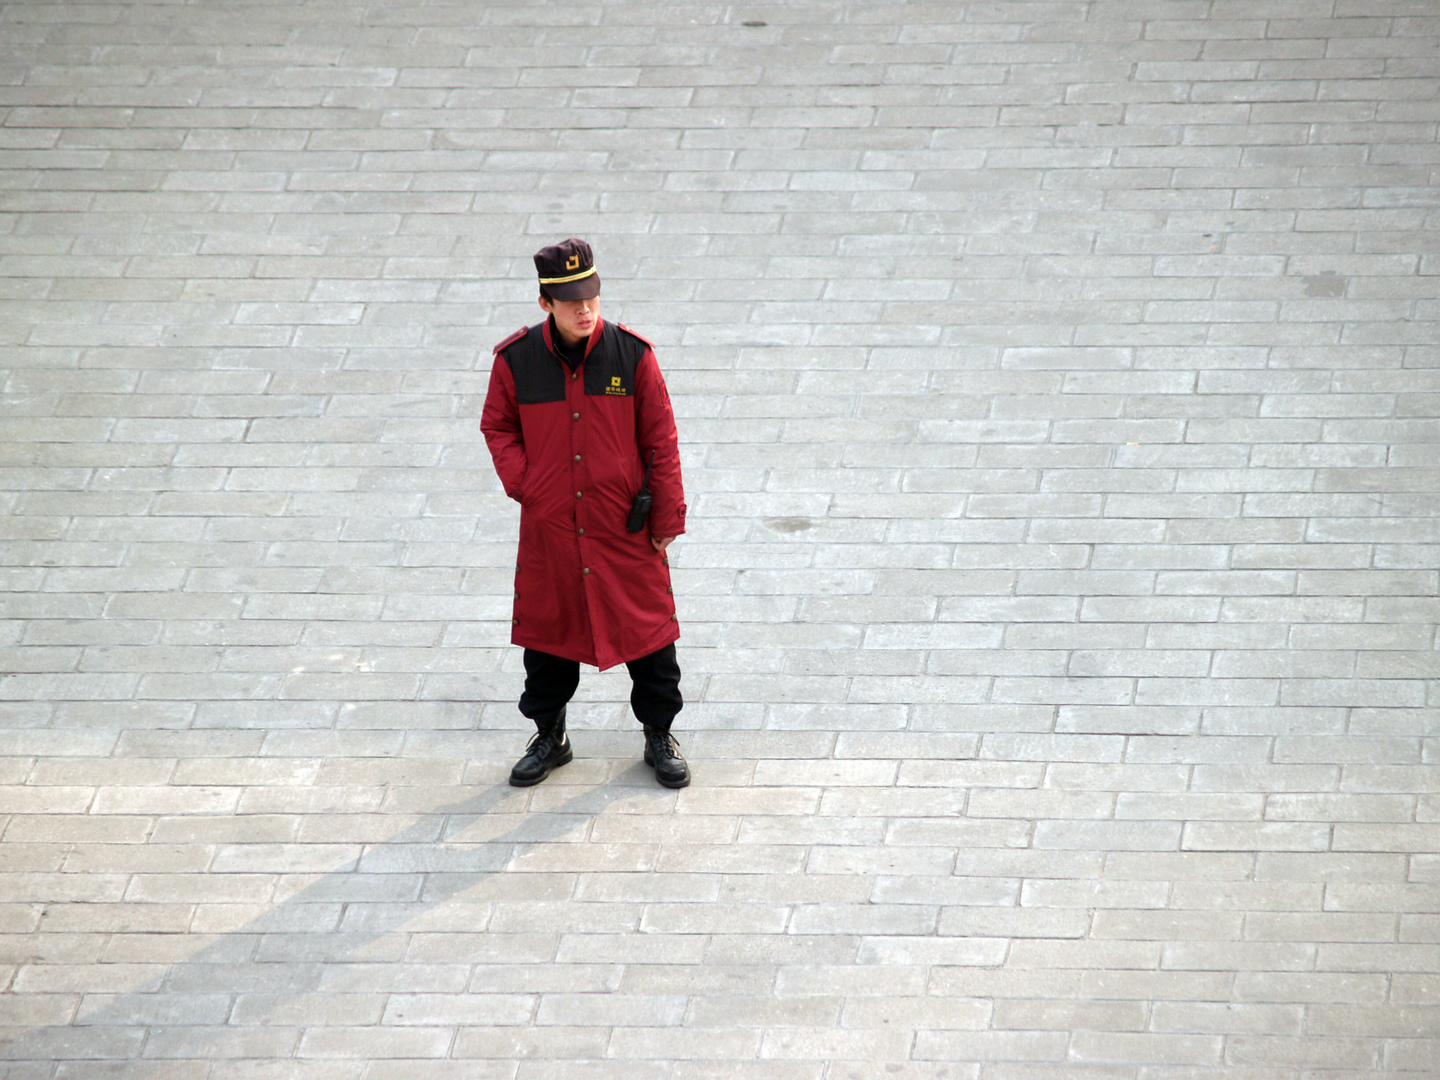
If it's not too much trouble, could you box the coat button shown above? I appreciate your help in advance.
[572,412,580,420]
[574,454,581,462]
[583,567,591,575]
[575,491,582,498]
[578,528,585,536]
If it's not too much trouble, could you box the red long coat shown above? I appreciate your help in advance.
[481,317,686,670]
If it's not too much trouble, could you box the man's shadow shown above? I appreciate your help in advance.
[0,769,658,1069]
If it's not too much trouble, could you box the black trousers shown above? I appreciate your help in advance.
[519,644,682,733]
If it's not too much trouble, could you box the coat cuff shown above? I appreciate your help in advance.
[652,503,686,538]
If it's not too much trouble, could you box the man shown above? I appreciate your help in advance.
[481,239,690,789]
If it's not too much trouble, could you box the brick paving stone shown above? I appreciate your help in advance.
[3,0,1440,1077]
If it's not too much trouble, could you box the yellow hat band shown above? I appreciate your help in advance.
[538,266,597,285]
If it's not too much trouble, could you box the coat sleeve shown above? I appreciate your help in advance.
[480,355,527,501]
[634,347,686,539]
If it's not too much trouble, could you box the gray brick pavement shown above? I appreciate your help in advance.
[3,0,1440,1076]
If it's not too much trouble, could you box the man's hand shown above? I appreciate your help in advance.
[652,536,673,554]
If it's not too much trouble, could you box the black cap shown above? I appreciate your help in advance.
[534,238,601,300]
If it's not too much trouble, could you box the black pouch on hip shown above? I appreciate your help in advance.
[626,451,656,532]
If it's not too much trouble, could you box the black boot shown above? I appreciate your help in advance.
[510,708,572,787]
[643,727,690,789]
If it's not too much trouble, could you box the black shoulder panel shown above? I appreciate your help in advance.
[616,322,654,349]
[492,326,527,354]
[585,321,646,400]
[499,324,566,405]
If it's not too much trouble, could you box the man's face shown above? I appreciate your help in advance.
[540,294,599,347]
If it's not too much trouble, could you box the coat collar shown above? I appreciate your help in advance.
[542,316,604,361]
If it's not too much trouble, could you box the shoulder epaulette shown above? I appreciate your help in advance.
[493,326,529,353]
[615,323,655,350]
